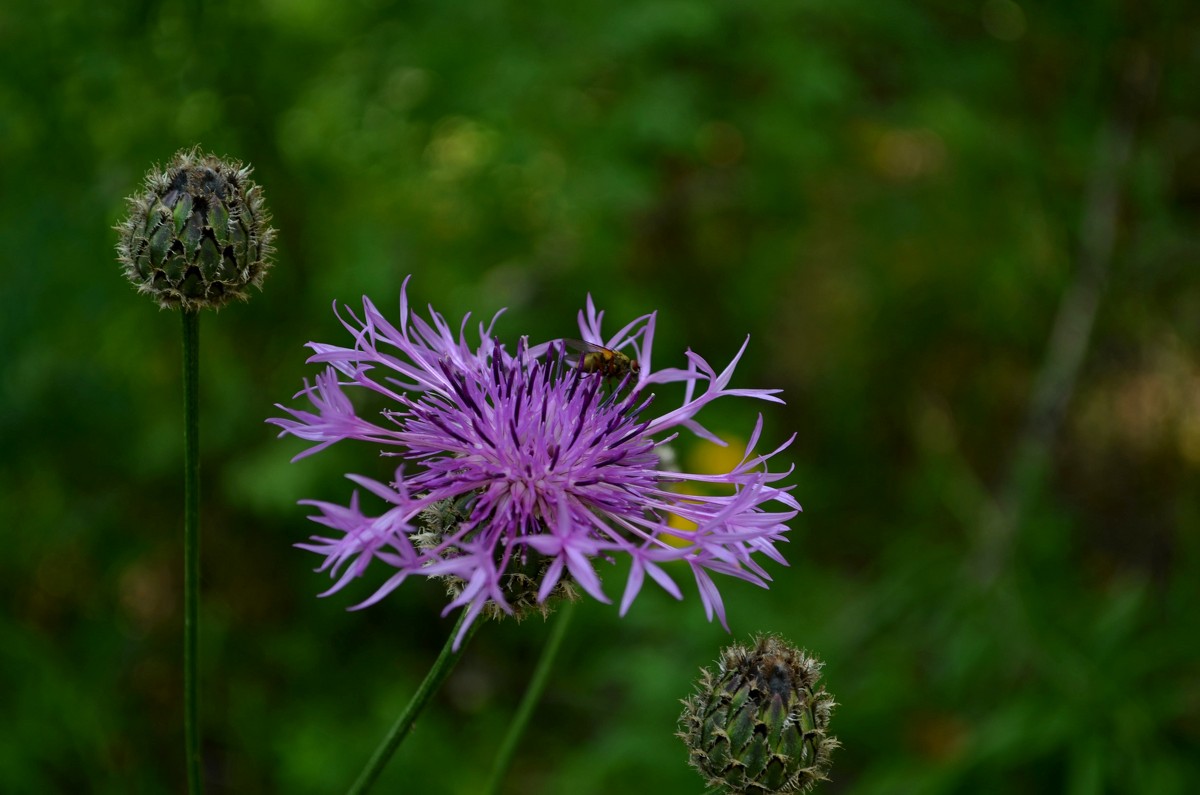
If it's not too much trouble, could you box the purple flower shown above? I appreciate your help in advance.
[270,277,798,645]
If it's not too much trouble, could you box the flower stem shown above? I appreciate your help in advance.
[347,611,483,795]
[181,309,203,794]
[482,600,576,795]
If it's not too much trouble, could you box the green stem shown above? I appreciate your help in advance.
[181,309,203,794]
[347,610,483,795]
[482,600,576,795]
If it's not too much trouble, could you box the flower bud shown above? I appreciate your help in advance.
[116,148,275,310]
[679,635,838,794]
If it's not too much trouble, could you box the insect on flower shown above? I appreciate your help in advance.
[563,339,640,380]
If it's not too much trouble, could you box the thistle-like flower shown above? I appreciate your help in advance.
[116,147,274,310]
[679,636,838,794]
[269,277,798,645]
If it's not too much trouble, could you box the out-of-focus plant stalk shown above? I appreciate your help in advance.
[974,55,1159,583]
[347,612,483,795]
[482,599,576,795]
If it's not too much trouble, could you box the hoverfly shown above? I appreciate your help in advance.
[563,339,640,380]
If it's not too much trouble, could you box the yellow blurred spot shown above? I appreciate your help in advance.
[667,514,698,535]
[691,434,746,476]
[666,483,700,546]
[662,435,749,547]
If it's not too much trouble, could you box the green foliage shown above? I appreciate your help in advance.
[3,0,1199,792]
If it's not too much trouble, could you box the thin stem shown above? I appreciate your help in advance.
[483,600,576,795]
[972,57,1156,584]
[181,309,203,794]
[347,611,483,795]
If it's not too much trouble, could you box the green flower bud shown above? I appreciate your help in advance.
[116,147,275,311]
[679,635,838,794]
[413,496,579,621]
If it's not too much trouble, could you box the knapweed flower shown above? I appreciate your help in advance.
[679,636,838,794]
[269,277,798,645]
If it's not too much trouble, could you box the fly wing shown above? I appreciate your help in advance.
[561,338,607,355]
[556,338,607,370]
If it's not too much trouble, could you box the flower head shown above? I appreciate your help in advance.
[270,278,798,645]
[679,636,838,794]
[116,147,274,310]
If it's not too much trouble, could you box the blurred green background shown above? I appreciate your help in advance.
[3,0,1199,792]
